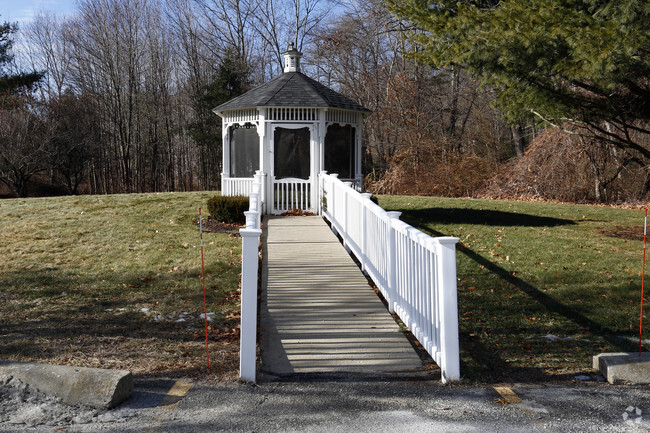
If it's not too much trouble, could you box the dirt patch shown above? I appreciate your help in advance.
[198,217,242,234]
[597,225,644,241]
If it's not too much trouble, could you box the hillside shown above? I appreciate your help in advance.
[379,195,647,382]
[0,192,242,381]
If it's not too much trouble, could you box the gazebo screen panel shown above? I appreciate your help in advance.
[324,124,355,179]
[274,127,310,179]
[230,124,259,177]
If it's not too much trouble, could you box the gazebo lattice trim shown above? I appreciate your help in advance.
[222,108,259,125]
[222,107,363,127]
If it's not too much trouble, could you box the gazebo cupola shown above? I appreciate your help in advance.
[213,44,371,215]
[283,43,301,72]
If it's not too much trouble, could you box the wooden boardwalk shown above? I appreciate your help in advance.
[259,216,424,376]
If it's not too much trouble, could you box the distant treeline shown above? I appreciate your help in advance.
[1,0,648,204]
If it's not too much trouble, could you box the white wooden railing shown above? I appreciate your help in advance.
[339,177,363,191]
[222,176,255,196]
[320,172,461,383]
[239,176,263,382]
[272,177,311,214]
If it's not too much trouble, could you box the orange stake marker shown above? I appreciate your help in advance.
[640,208,647,357]
[199,208,210,369]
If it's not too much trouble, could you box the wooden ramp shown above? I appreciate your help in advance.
[259,216,424,376]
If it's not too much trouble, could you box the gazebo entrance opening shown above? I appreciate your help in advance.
[272,125,313,214]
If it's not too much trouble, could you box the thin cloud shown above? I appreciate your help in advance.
[2,0,76,25]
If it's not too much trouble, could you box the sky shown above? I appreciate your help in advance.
[1,0,77,26]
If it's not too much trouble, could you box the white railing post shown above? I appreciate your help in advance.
[435,237,460,383]
[318,171,327,215]
[249,193,259,213]
[254,170,264,215]
[386,211,401,314]
[239,213,261,382]
[360,193,372,272]
[221,172,228,195]
[342,181,352,249]
[329,174,338,234]
[249,192,260,228]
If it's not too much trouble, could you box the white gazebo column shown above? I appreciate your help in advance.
[355,122,362,189]
[319,109,327,174]
[310,124,319,212]
[257,107,267,213]
[265,122,274,215]
[221,125,230,194]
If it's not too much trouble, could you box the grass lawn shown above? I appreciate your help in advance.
[0,192,242,381]
[3,191,647,384]
[378,195,648,383]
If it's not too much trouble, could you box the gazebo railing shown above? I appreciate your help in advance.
[338,177,362,191]
[319,172,460,383]
[222,176,255,196]
[272,177,311,214]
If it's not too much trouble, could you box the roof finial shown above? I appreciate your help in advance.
[282,43,302,73]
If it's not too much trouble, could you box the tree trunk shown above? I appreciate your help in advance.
[511,124,526,157]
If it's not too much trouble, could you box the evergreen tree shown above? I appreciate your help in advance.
[387,0,650,155]
[0,19,46,197]
[0,20,43,100]
[189,51,249,188]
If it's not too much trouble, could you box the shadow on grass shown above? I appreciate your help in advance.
[398,214,620,342]
[0,267,234,371]
[398,220,634,381]
[400,208,575,227]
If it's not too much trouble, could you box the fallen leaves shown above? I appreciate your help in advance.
[281,208,314,216]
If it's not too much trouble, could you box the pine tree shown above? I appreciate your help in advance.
[0,21,43,100]
[387,0,650,155]
[188,50,249,188]
[0,19,46,197]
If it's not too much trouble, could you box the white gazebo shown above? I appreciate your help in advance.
[213,44,371,215]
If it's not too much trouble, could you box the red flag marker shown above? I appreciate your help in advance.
[640,208,647,357]
[200,208,210,369]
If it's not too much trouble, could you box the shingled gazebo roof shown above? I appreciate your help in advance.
[214,71,371,113]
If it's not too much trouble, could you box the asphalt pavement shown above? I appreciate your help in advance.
[2,374,650,432]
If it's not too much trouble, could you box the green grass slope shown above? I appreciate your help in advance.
[0,192,242,380]
[379,195,647,382]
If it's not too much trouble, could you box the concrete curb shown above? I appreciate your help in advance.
[0,361,133,409]
[593,352,650,384]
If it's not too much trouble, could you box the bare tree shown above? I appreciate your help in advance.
[251,0,332,79]
[0,102,51,197]
[69,0,155,192]
[193,0,257,66]
[312,0,407,169]
[23,12,73,99]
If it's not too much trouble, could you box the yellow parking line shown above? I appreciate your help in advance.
[159,380,193,411]
[493,386,522,405]
[144,380,193,433]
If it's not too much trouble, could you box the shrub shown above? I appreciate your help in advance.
[207,195,249,224]
[367,141,497,198]
[483,127,650,203]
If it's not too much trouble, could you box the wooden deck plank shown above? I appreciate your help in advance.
[259,216,424,376]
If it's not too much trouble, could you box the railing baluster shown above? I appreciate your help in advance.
[269,178,312,213]
[318,172,460,383]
